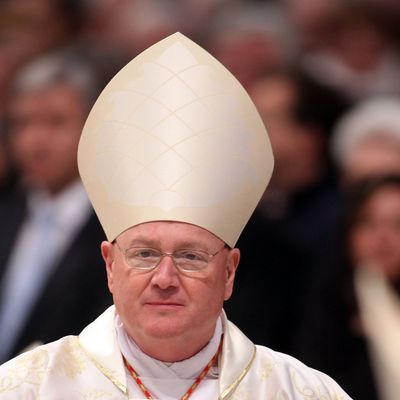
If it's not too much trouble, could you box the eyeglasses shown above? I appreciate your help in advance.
[114,242,227,273]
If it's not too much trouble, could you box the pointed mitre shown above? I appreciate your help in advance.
[78,33,273,247]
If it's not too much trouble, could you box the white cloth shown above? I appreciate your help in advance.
[355,268,400,400]
[0,306,353,399]
[116,314,221,399]
[301,49,400,101]
[0,180,92,360]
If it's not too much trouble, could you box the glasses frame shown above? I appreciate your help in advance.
[113,242,228,273]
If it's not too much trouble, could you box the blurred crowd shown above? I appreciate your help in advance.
[1,0,400,399]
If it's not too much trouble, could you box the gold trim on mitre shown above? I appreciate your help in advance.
[78,32,273,247]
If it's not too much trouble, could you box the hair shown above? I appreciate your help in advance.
[10,50,101,112]
[331,97,400,169]
[345,174,400,231]
[333,174,400,320]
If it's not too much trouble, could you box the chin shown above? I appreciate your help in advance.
[145,320,187,339]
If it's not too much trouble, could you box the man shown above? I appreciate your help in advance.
[225,69,346,354]
[0,33,351,399]
[0,51,111,363]
[331,97,400,185]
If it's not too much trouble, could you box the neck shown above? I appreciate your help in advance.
[116,314,222,363]
[25,174,79,198]
[133,329,215,363]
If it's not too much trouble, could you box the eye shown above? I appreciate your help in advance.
[175,250,207,262]
[130,248,160,259]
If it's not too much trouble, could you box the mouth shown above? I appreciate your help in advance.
[145,302,184,310]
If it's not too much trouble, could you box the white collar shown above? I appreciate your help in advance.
[115,313,222,380]
[27,180,91,228]
[79,306,256,398]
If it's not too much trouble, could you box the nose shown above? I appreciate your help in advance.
[15,122,53,150]
[374,222,393,244]
[150,254,180,290]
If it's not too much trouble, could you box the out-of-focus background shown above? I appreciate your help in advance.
[1,1,400,399]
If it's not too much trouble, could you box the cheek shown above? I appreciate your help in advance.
[393,233,400,249]
[110,267,142,302]
[112,276,142,320]
[350,231,369,264]
[187,275,226,309]
[53,132,80,157]
[10,135,30,159]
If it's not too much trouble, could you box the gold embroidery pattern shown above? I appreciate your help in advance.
[80,389,117,399]
[50,337,86,379]
[273,390,291,400]
[78,342,127,395]
[291,370,346,400]
[230,385,251,400]
[219,345,256,400]
[0,348,49,394]
[259,360,275,381]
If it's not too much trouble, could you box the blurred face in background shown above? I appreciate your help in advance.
[250,74,323,194]
[350,185,400,280]
[212,31,284,89]
[8,82,87,194]
[333,20,386,72]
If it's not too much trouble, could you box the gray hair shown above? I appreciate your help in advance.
[11,50,100,111]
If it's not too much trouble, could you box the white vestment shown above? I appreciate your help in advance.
[0,306,352,399]
[355,268,400,400]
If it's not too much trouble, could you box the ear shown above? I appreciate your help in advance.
[224,248,240,301]
[101,241,115,294]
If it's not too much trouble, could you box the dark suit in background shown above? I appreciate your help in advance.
[0,186,112,363]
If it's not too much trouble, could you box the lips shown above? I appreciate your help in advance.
[144,301,185,312]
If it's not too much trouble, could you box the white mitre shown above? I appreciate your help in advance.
[78,32,273,247]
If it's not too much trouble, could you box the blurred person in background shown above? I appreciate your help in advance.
[331,97,400,186]
[0,51,111,364]
[0,0,83,60]
[0,0,85,120]
[0,32,352,400]
[0,129,17,194]
[245,69,347,259]
[297,175,400,400]
[301,3,400,102]
[204,2,295,89]
[82,0,183,65]
[224,68,348,354]
[295,96,400,398]
[282,0,344,51]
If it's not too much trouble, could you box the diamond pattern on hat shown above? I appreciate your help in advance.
[78,33,273,246]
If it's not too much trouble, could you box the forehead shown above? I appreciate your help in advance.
[10,83,84,111]
[117,221,224,247]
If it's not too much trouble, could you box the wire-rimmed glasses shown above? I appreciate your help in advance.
[114,242,227,273]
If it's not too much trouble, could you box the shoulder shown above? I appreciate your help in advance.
[223,316,352,399]
[0,336,84,398]
[251,344,352,399]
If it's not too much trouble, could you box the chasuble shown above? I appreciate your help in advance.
[0,306,351,399]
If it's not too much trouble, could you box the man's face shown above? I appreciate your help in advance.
[8,83,87,193]
[101,221,239,353]
[250,76,322,193]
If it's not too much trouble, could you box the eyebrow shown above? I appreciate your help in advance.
[124,236,160,248]
[124,237,210,250]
